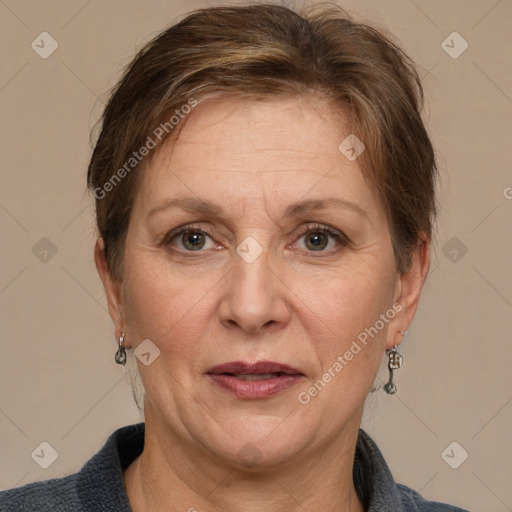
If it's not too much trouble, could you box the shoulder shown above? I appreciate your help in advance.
[0,474,79,511]
[0,422,144,512]
[396,483,470,511]
[356,429,470,512]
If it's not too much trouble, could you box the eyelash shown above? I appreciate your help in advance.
[162,223,349,255]
[162,224,211,248]
[292,223,348,253]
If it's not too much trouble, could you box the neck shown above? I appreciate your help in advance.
[124,407,365,512]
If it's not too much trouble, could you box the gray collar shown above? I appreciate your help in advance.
[73,423,465,512]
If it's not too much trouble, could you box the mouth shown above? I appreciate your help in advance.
[206,361,304,399]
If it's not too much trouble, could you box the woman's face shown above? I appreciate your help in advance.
[103,95,420,468]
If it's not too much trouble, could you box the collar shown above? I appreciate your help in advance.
[76,423,406,511]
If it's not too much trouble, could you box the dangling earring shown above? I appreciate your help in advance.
[115,332,127,365]
[383,330,407,395]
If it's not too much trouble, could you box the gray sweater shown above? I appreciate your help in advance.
[0,423,470,511]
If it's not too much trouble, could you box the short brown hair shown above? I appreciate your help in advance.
[87,2,437,279]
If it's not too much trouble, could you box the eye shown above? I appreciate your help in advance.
[164,225,216,251]
[294,224,347,252]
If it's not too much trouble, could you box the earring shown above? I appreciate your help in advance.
[383,345,404,395]
[115,332,127,365]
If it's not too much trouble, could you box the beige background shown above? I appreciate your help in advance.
[1,0,511,510]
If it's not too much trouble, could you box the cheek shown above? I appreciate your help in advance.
[291,259,395,394]
[121,247,229,373]
[294,262,393,340]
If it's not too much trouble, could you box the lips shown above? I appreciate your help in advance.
[207,360,303,376]
[206,360,304,399]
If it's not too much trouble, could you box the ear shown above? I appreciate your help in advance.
[387,234,431,350]
[94,237,128,347]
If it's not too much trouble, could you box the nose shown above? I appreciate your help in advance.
[218,248,291,334]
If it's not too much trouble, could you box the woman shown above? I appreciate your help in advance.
[0,3,470,511]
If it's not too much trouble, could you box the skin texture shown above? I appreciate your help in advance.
[95,94,430,512]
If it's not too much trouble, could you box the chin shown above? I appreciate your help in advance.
[191,410,317,470]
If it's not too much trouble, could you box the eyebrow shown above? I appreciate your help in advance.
[147,197,223,218]
[146,196,369,220]
[283,197,369,219]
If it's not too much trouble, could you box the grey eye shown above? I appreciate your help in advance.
[304,232,329,251]
[181,232,207,250]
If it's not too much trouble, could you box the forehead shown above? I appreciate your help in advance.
[134,95,381,218]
